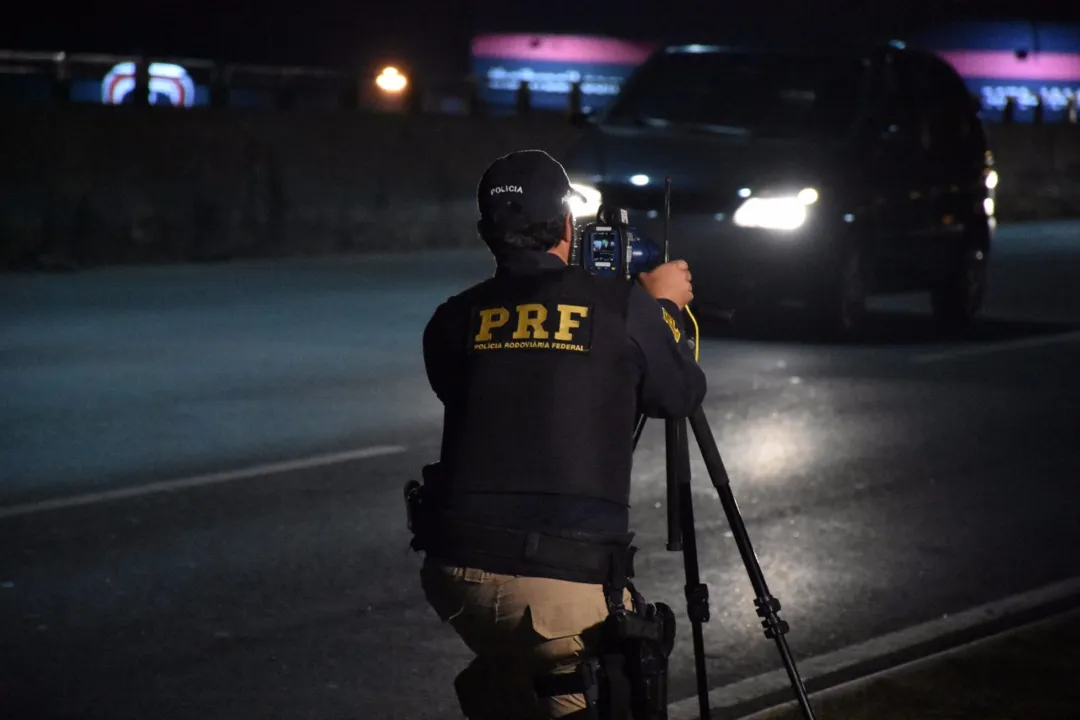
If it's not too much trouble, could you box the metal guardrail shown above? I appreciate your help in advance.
[0,49,342,78]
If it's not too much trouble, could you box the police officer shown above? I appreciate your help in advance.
[414,149,706,719]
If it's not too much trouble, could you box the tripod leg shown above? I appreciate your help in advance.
[664,419,682,553]
[687,406,817,720]
[670,416,712,720]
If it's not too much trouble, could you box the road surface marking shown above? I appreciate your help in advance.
[0,445,407,520]
[666,575,1080,720]
[913,329,1080,364]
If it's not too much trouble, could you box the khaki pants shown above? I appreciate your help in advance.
[421,556,632,719]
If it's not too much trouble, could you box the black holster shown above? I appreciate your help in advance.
[606,597,676,720]
[534,596,675,720]
[404,464,443,553]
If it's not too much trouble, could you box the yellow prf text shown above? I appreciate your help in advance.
[473,303,591,353]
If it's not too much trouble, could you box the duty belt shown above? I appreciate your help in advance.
[427,512,637,586]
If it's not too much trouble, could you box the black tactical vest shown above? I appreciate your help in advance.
[440,265,637,507]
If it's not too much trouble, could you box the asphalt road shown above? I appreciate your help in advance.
[2,221,1080,719]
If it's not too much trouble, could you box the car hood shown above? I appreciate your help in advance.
[561,123,853,213]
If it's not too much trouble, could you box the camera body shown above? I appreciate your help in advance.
[571,205,663,280]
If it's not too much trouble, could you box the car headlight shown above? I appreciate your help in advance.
[733,188,819,231]
[568,183,602,221]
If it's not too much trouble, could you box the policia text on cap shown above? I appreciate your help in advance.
[407,149,707,720]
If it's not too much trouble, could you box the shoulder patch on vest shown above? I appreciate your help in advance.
[661,306,681,344]
[469,301,594,354]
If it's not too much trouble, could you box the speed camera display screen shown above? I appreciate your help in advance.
[590,229,618,270]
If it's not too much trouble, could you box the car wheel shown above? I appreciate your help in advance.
[808,246,868,340]
[931,244,987,333]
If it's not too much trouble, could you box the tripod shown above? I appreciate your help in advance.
[634,177,816,720]
[632,410,816,720]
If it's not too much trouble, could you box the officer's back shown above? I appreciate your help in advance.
[417,148,705,720]
[423,150,705,549]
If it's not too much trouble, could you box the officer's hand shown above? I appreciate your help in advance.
[639,260,693,310]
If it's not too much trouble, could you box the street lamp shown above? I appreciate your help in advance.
[376,66,407,94]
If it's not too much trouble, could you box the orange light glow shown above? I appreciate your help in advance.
[376,66,407,93]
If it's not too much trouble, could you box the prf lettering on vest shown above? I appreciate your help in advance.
[471,302,593,354]
[661,307,681,344]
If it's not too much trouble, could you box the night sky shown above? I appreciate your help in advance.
[10,0,1080,77]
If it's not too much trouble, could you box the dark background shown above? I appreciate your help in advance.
[9,0,1080,77]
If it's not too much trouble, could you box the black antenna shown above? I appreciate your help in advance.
[663,177,672,262]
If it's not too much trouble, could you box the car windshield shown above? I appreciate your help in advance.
[603,50,867,139]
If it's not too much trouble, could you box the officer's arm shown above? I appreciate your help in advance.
[626,283,707,418]
[422,299,466,405]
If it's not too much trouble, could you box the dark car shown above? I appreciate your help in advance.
[561,41,997,337]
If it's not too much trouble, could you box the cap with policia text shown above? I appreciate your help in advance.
[477,149,577,232]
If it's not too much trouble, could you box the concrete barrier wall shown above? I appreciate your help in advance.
[0,107,583,269]
[1,106,1079,269]
[988,124,1080,222]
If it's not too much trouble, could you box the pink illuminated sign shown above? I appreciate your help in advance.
[936,50,1080,112]
[936,50,1080,82]
[471,34,656,66]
